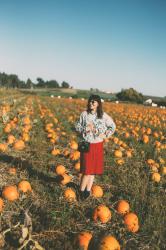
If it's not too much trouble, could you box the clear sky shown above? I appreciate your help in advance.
[0,0,166,96]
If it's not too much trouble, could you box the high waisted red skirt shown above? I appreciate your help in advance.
[80,141,104,175]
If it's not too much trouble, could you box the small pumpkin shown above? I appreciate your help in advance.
[64,188,76,202]
[13,140,25,150]
[91,185,103,198]
[2,185,19,201]
[116,200,130,215]
[18,180,32,193]
[114,150,122,158]
[151,172,161,182]
[60,174,72,185]
[55,165,66,175]
[76,232,92,250]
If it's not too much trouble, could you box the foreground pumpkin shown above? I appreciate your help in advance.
[93,205,111,223]
[76,232,92,250]
[18,180,32,193]
[64,188,76,202]
[91,185,103,198]
[2,185,19,201]
[0,198,4,212]
[116,200,130,215]
[98,235,120,250]
[124,212,139,232]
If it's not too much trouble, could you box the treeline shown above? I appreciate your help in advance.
[0,72,71,89]
[116,88,166,105]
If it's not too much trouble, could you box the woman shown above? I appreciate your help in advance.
[75,94,116,200]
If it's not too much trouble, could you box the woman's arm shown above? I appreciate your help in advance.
[100,113,116,138]
[75,112,84,133]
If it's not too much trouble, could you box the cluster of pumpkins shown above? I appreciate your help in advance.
[74,200,139,250]
[147,158,166,183]
[0,176,32,212]
[0,99,33,152]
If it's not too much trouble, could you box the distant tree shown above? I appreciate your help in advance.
[116,88,143,103]
[36,78,45,88]
[26,78,33,89]
[8,74,20,88]
[61,81,70,88]
[46,80,59,88]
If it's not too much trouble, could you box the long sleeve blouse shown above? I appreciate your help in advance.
[75,110,116,143]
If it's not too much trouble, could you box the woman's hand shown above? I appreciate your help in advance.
[86,123,94,131]
[99,133,105,139]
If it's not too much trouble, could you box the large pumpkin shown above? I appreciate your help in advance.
[2,185,19,201]
[98,235,120,250]
[93,205,111,223]
[124,212,139,232]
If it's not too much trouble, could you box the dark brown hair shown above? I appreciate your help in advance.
[87,94,103,118]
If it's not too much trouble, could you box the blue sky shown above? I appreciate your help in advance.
[0,0,166,96]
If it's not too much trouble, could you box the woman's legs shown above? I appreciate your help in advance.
[80,175,89,191]
[80,174,95,191]
[86,175,95,191]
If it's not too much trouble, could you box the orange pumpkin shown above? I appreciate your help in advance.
[18,180,32,193]
[70,151,80,161]
[70,141,78,150]
[116,200,130,215]
[93,205,111,223]
[13,140,25,150]
[7,134,15,144]
[55,165,66,175]
[51,148,60,155]
[98,235,120,250]
[91,185,103,198]
[76,232,92,250]
[114,150,122,158]
[60,174,72,185]
[0,143,8,152]
[151,172,161,182]
[8,167,17,175]
[124,212,139,232]
[74,162,80,171]
[64,188,76,202]
[0,198,4,212]
[2,185,19,201]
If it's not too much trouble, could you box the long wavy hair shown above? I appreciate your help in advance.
[87,94,103,119]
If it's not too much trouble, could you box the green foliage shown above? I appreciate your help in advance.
[116,88,144,103]
[61,81,70,88]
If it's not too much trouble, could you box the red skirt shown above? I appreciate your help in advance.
[80,141,104,175]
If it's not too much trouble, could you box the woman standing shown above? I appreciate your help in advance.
[75,94,116,200]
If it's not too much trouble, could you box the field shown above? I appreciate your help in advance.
[0,90,165,250]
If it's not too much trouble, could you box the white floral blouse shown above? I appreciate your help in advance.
[75,111,116,143]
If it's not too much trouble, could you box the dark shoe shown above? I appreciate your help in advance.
[80,190,85,200]
[83,190,90,199]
